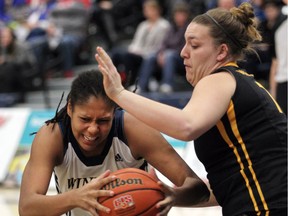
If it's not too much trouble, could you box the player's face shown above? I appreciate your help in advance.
[67,96,114,157]
[181,23,220,86]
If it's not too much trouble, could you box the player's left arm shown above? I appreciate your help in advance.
[123,112,210,207]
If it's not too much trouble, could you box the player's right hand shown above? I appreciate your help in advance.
[72,170,116,216]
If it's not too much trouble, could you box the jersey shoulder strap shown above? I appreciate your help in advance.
[212,65,238,74]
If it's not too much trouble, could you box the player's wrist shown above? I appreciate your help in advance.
[112,87,125,101]
[66,189,79,209]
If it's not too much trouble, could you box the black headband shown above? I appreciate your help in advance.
[205,13,243,49]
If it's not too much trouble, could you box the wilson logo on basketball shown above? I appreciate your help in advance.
[113,195,135,210]
[102,178,143,190]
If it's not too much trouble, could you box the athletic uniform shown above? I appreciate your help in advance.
[194,63,287,216]
[54,109,147,216]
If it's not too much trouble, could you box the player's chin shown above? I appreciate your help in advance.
[78,141,98,155]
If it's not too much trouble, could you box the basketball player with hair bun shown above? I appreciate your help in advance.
[96,2,287,216]
[18,70,210,216]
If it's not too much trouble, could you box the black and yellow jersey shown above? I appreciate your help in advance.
[194,64,287,216]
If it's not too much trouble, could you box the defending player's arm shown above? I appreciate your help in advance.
[123,112,210,209]
[96,47,235,142]
[19,124,115,216]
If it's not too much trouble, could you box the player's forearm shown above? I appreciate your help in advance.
[173,177,211,207]
[19,191,76,216]
[190,192,219,207]
[115,90,195,141]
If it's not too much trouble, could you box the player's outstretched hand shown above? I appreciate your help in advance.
[95,46,125,100]
[74,170,116,216]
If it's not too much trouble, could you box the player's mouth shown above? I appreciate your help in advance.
[83,135,97,142]
[184,63,191,68]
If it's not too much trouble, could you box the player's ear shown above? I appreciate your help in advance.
[67,101,72,117]
[216,43,229,61]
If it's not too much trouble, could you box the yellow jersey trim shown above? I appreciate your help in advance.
[216,101,269,215]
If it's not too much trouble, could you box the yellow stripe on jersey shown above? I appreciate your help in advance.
[255,82,283,113]
[216,121,260,213]
[216,101,269,215]
[233,67,282,114]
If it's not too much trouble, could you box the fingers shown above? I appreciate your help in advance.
[84,171,116,215]
[84,186,114,215]
[155,181,176,216]
[95,46,125,99]
[86,198,111,216]
[91,171,116,190]
[95,47,113,72]
[155,196,173,216]
[96,47,118,73]
[96,46,112,64]
[95,53,108,75]
[156,196,174,216]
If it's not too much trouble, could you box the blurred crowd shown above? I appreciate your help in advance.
[0,0,287,111]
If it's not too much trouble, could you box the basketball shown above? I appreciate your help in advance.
[98,168,165,216]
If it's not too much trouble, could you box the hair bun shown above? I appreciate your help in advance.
[230,2,255,27]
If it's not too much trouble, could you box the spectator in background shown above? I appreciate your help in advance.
[0,0,10,25]
[137,2,190,93]
[45,0,89,78]
[90,0,143,50]
[217,0,237,10]
[26,0,57,37]
[109,0,170,87]
[25,0,56,79]
[206,0,244,9]
[0,26,37,103]
[269,0,287,115]
[161,0,206,20]
[250,0,267,22]
[25,0,89,78]
[90,0,119,49]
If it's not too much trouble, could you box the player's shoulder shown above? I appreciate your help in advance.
[36,122,63,141]
[198,71,236,91]
[32,122,65,164]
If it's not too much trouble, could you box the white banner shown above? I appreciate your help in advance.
[0,108,31,182]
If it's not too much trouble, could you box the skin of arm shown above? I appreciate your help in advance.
[96,46,235,141]
[123,112,211,211]
[18,124,116,216]
[269,57,277,98]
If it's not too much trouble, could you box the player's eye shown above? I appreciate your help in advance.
[97,119,110,124]
[80,117,90,122]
